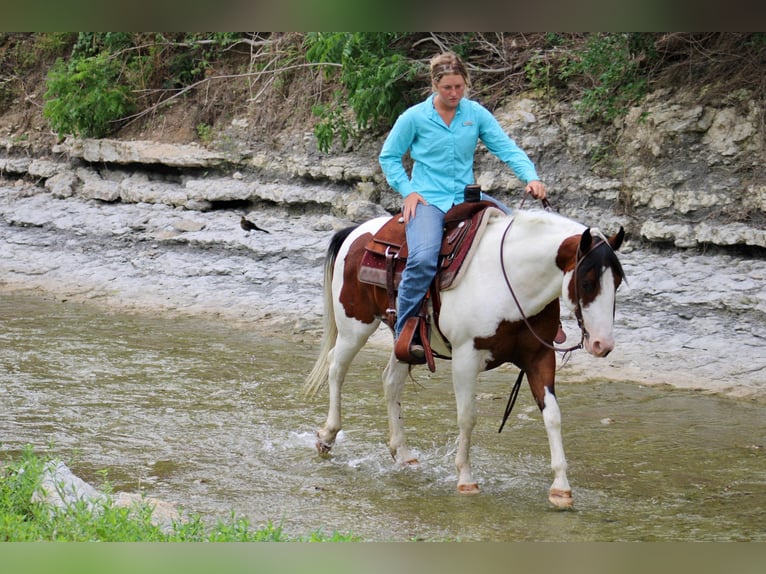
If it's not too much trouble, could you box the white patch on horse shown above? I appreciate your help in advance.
[542,387,570,492]
[581,267,617,356]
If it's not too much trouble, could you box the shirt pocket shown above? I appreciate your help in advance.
[455,123,480,158]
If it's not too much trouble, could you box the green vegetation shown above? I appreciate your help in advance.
[39,32,250,138]
[44,53,134,138]
[304,32,421,152]
[557,33,657,123]
[1,447,358,542]
[524,33,656,123]
[1,33,762,149]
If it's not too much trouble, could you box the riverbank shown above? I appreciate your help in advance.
[1,183,764,401]
[0,448,358,542]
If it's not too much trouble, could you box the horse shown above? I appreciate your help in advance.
[303,205,625,508]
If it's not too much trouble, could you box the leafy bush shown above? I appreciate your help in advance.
[559,33,656,123]
[305,32,422,152]
[41,32,246,139]
[71,32,133,59]
[43,53,134,138]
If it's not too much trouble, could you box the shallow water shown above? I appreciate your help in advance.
[0,292,764,541]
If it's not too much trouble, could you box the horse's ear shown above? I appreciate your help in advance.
[580,228,593,252]
[609,226,625,251]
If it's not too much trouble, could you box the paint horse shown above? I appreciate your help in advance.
[304,205,625,508]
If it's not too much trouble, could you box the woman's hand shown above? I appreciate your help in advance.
[402,192,427,223]
[525,180,546,200]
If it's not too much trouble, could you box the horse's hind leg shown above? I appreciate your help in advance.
[316,325,375,454]
[382,352,417,464]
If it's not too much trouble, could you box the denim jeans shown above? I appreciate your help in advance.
[394,193,510,338]
[395,202,445,338]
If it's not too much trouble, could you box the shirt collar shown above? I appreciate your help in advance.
[427,93,464,118]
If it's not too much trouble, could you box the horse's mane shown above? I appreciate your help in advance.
[497,209,626,282]
[492,207,585,234]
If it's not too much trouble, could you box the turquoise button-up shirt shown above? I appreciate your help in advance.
[379,94,540,213]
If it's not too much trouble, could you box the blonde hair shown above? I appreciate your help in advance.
[429,52,470,87]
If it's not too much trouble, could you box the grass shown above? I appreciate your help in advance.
[0,446,359,542]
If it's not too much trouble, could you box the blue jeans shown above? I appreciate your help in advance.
[394,193,510,338]
[395,202,444,338]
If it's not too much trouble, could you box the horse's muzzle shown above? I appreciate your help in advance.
[584,334,614,357]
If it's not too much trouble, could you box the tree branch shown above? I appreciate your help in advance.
[119,62,342,127]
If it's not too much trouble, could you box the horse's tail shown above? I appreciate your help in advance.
[303,225,358,398]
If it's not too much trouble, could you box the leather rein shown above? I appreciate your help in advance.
[498,194,607,432]
[501,194,608,354]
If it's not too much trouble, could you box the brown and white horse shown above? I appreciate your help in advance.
[304,207,625,508]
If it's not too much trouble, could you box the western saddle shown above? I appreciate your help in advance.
[358,200,503,370]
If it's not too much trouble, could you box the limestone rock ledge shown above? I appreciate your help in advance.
[69,138,248,168]
[0,86,764,250]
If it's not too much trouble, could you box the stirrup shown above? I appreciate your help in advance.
[408,344,425,360]
[394,317,427,365]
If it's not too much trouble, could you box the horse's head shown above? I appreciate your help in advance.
[562,226,626,357]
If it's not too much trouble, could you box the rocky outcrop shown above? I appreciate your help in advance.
[0,86,763,250]
[32,460,179,531]
[70,138,248,167]
[478,89,764,250]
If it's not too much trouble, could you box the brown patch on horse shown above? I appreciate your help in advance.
[474,301,560,409]
[338,232,387,324]
[557,231,603,308]
[474,300,561,371]
[555,235,580,274]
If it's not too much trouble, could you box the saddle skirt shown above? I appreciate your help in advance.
[358,200,504,292]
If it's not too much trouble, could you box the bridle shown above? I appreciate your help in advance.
[499,201,609,356]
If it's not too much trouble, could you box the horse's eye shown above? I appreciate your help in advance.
[581,279,596,295]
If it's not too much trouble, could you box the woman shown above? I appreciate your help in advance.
[378,51,547,359]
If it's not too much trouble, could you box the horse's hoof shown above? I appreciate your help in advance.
[548,488,574,509]
[457,483,480,494]
[315,439,333,456]
[392,454,419,465]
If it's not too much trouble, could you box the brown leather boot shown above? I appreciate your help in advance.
[394,317,427,364]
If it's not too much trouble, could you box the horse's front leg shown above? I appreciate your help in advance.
[383,352,418,464]
[451,346,482,493]
[527,360,573,508]
[541,387,573,508]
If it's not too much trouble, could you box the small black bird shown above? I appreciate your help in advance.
[240,216,270,234]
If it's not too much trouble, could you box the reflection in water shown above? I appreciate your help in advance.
[0,292,764,541]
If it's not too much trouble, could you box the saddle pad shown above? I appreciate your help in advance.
[357,215,407,288]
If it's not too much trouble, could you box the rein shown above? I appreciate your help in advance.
[498,194,604,433]
[498,209,586,356]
